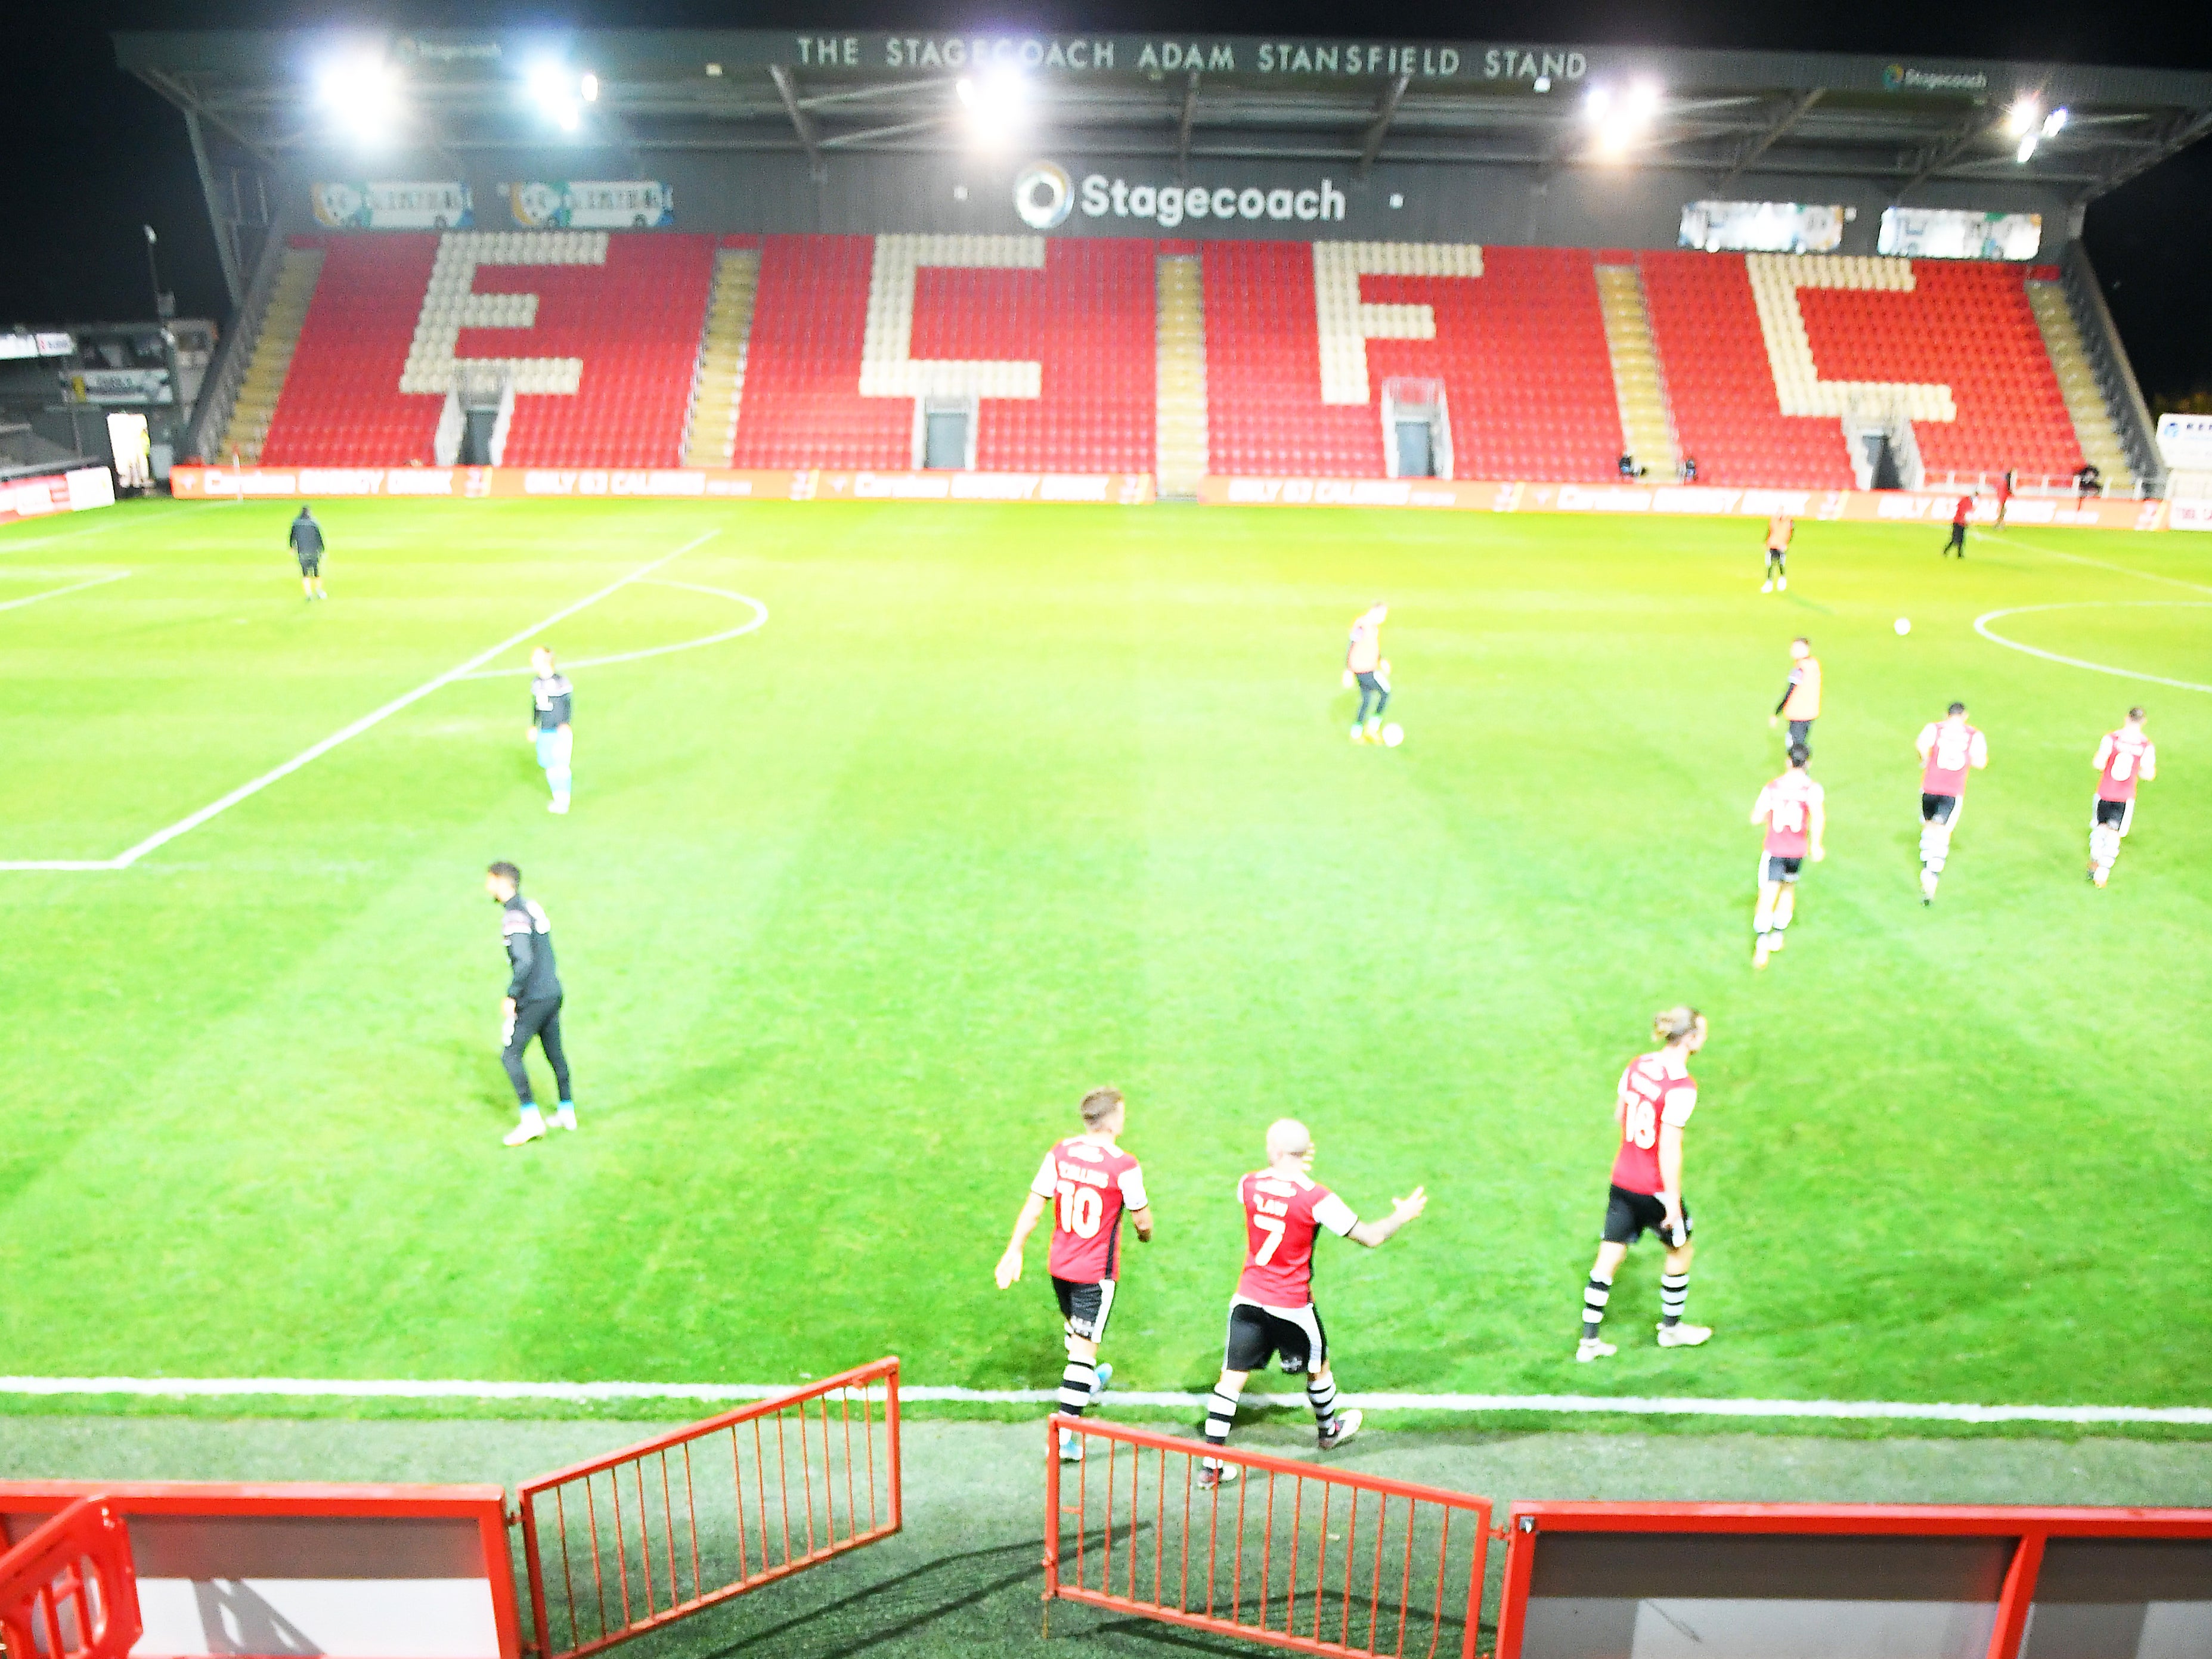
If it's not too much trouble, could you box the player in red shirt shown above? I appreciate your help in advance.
[1750,743,1825,968]
[1944,495,1972,558]
[1197,1119,1426,1486]
[2089,707,2157,888]
[1916,702,1989,904]
[1578,1008,1710,1362]
[995,1087,1153,1462]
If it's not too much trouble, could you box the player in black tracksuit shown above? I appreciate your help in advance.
[485,861,575,1145]
[289,506,327,601]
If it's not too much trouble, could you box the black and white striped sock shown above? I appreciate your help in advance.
[1582,1273,1613,1340]
[1305,1375,1340,1435]
[1204,1386,1241,1448]
[1057,1360,1096,1417]
[1659,1272,1690,1328]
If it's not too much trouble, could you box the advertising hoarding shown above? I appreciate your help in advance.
[311,181,475,229]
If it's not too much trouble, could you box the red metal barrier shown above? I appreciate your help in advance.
[1494,1502,2212,1659]
[0,1497,141,1659]
[515,1358,901,1659]
[1044,1415,1490,1659]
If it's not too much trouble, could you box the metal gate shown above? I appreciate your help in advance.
[515,1357,901,1659]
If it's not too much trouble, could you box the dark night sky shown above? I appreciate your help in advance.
[5,0,2207,402]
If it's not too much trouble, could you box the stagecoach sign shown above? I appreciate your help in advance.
[794,33,1588,82]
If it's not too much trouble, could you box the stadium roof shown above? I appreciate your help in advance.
[118,28,2212,204]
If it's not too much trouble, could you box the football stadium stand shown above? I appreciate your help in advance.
[236,230,2143,492]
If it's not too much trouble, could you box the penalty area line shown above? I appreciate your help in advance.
[0,1376,2203,1425]
[0,570,130,613]
[0,532,718,873]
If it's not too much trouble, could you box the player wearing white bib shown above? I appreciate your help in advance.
[1751,743,1825,969]
[1916,703,1988,904]
[2089,709,2157,888]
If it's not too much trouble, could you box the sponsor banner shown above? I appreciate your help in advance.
[0,467,115,528]
[2171,498,2212,534]
[1198,476,2166,529]
[311,180,474,230]
[504,180,674,229]
[1679,200,1847,255]
[67,368,172,405]
[1016,161,1350,231]
[169,466,1154,505]
[2155,413,2212,472]
[1878,207,2043,261]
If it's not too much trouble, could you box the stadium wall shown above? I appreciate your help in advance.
[279,149,2078,260]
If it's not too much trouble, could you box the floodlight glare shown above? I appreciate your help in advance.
[2015,133,2039,163]
[314,51,402,145]
[2004,95,2041,137]
[955,65,1028,142]
[1584,86,1612,120]
[2041,105,2068,137]
[527,62,587,131]
[1628,80,1662,115]
[581,72,599,103]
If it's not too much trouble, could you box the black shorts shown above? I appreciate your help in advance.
[2095,798,2130,830]
[1052,1277,1117,1344]
[297,557,320,576]
[1922,793,1959,824]
[1762,854,1804,884]
[1765,545,1786,560]
[1223,1298,1327,1376]
[1603,1184,1691,1248]
[1787,720,1811,747]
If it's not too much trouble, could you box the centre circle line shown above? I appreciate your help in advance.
[455,577,768,680]
[1974,600,2212,695]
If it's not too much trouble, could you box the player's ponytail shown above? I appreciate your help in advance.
[1653,1006,1702,1047]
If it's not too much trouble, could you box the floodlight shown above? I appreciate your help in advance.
[527,61,587,131]
[1584,86,1612,120]
[2041,105,2068,137]
[2004,95,2041,137]
[2015,133,2038,163]
[581,72,599,103]
[1628,80,1662,115]
[314,51,403,145]
[955,65,1028,142]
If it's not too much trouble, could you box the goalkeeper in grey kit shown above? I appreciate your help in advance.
[485,861,577,1146]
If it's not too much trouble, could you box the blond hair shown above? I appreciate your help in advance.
[1653,1006,1703,1046]
[1079,1087,1124,1128]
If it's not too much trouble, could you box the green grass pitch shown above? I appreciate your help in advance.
[1,496,2206,1413]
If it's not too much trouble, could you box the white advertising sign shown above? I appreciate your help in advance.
[506,180,674,228]
[1680,200,1847,255]
[1878,207,2043,261]
[312,181,474,230]
[2155,414,2212,472]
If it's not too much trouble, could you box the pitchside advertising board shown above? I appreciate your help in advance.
[0,467,114,527]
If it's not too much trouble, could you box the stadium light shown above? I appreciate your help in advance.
[528,62,588,131]
[313,51,403,146]
[955,65,1028,143]
[2041,105,2069,137]
[2003,95,2041,137]
[1584,79,1661,158]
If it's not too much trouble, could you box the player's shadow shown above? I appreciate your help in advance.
[683,1537,1043,1658]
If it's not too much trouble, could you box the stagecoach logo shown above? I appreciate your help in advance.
[1882,63,1990,92]
[1014,162,1075,230]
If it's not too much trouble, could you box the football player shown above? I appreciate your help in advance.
[528,647,574,815]
[1751,743,1825,968]
[1197,1120,1426,1486]
[2089,708,2157,888]
[1578,1007,1710,1361]
[996,1087,1153,1463]
[1344,602,1389,743]
[1916,702,1989,904]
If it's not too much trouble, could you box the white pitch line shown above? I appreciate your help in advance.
[0,532,718,873]
[453,578,768,679]
[1984,529,2212,597]
[0,570,129,612]
[1975,601,2212,696]
[0,504,190,554]
[0,1376,2204,1425]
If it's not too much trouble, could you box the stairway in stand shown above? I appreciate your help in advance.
[2026,276,2136,493]
[215,247,323,464]
[1154,253,1210,496]
[683,246,762,469]
[1596,261,1678,479]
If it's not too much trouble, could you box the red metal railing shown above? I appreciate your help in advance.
[515,1358,901,1659]
[0,1497,142,1659]
[1492,1501,2212,1659]
[1044,1415,1490,1659]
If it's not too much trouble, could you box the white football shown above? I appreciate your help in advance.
[1894,618,1912,635]
[1381,722,1405,748]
